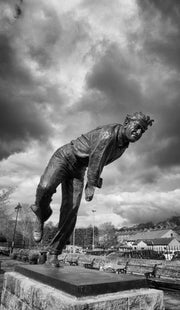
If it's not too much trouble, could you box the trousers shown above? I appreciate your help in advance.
[35,144,86,253]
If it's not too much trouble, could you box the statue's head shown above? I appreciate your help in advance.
[123,112,154,143]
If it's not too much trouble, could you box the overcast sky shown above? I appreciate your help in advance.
[0,0,180,228]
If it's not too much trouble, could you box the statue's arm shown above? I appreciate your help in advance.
[87,132,112,188]
[85,138,108,202]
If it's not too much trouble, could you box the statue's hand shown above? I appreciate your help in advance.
[85,184,95,201]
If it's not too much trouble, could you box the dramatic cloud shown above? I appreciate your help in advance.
[0,1,54,158]
[1,0,180,228]
[135,0,180,171]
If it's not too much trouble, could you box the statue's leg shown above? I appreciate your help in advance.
[58,179,73,230]
[48,177,84,255]
[31,153,66,242]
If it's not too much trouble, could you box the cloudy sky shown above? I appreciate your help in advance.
[0,0,180,228]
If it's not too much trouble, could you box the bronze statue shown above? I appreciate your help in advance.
[31,112,154,255]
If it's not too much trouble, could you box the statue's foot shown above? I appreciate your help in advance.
[31,204,52,242]
[33,217,44,243]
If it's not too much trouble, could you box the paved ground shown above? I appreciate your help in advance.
[0,255,180,309]
[0,272,4,301]
[164,291,180,310]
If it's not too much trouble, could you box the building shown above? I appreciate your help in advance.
[144,238,180,252]
[129,229,179,241]
[126,237,180,253]
[131,240,147,250]
[117,231,137,243]
[117,228,180,244]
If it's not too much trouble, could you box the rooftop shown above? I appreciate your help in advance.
[128,229,175,241]
[144,238,176,246]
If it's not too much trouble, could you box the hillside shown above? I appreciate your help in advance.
[119,216,180,234]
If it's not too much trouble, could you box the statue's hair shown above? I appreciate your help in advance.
[124,112,154,131]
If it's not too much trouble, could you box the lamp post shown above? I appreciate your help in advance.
[72,228,76,253]
[151,241,154,251]
[92,209,96,250]
[11,203,22,253]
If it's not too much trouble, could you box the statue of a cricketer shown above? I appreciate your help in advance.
[31,112,154,255]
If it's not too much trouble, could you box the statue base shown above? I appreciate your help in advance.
[1,265,164,310]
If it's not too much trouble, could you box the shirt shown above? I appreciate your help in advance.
[71,124,129,187]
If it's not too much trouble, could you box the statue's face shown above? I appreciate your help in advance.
[125,120,144,143]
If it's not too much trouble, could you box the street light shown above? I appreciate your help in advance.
[11,203,22,253]
[72,228,76,253]
[151,241,154,251]
[92,209,96,250]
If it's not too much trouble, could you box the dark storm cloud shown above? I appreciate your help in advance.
[26,5,90,70]
[131,105,180,170]
[0,0,92,160]
[26,7,63,69]
[147,98,180,168]
[137,169,158,185]
[138,0,180,70]
[72,43,145,132]
[0,8,52,159]
[0,0,12,4]
[86,44,143,115]
[0,34,32,84]
[0,92,50,159]
[131,0,180,170]
[139,0,180,26]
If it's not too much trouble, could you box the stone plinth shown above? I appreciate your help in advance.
[1,268,164,310]
[14,265,148,297]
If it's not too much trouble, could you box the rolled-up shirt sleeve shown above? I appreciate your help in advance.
[87,131,113,187]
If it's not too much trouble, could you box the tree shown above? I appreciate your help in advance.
[0,187,14,237]
[0,187,14,212]
[98,222,117,249]
[42,221,58,246]
[16,203,36,248]
[73,228,86,248]
[136,221,155,230]
[69,226,99,249]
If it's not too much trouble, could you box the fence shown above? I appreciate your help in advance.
[119,246,180,260]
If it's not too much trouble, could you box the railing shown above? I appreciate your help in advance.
[119,246,180,260]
